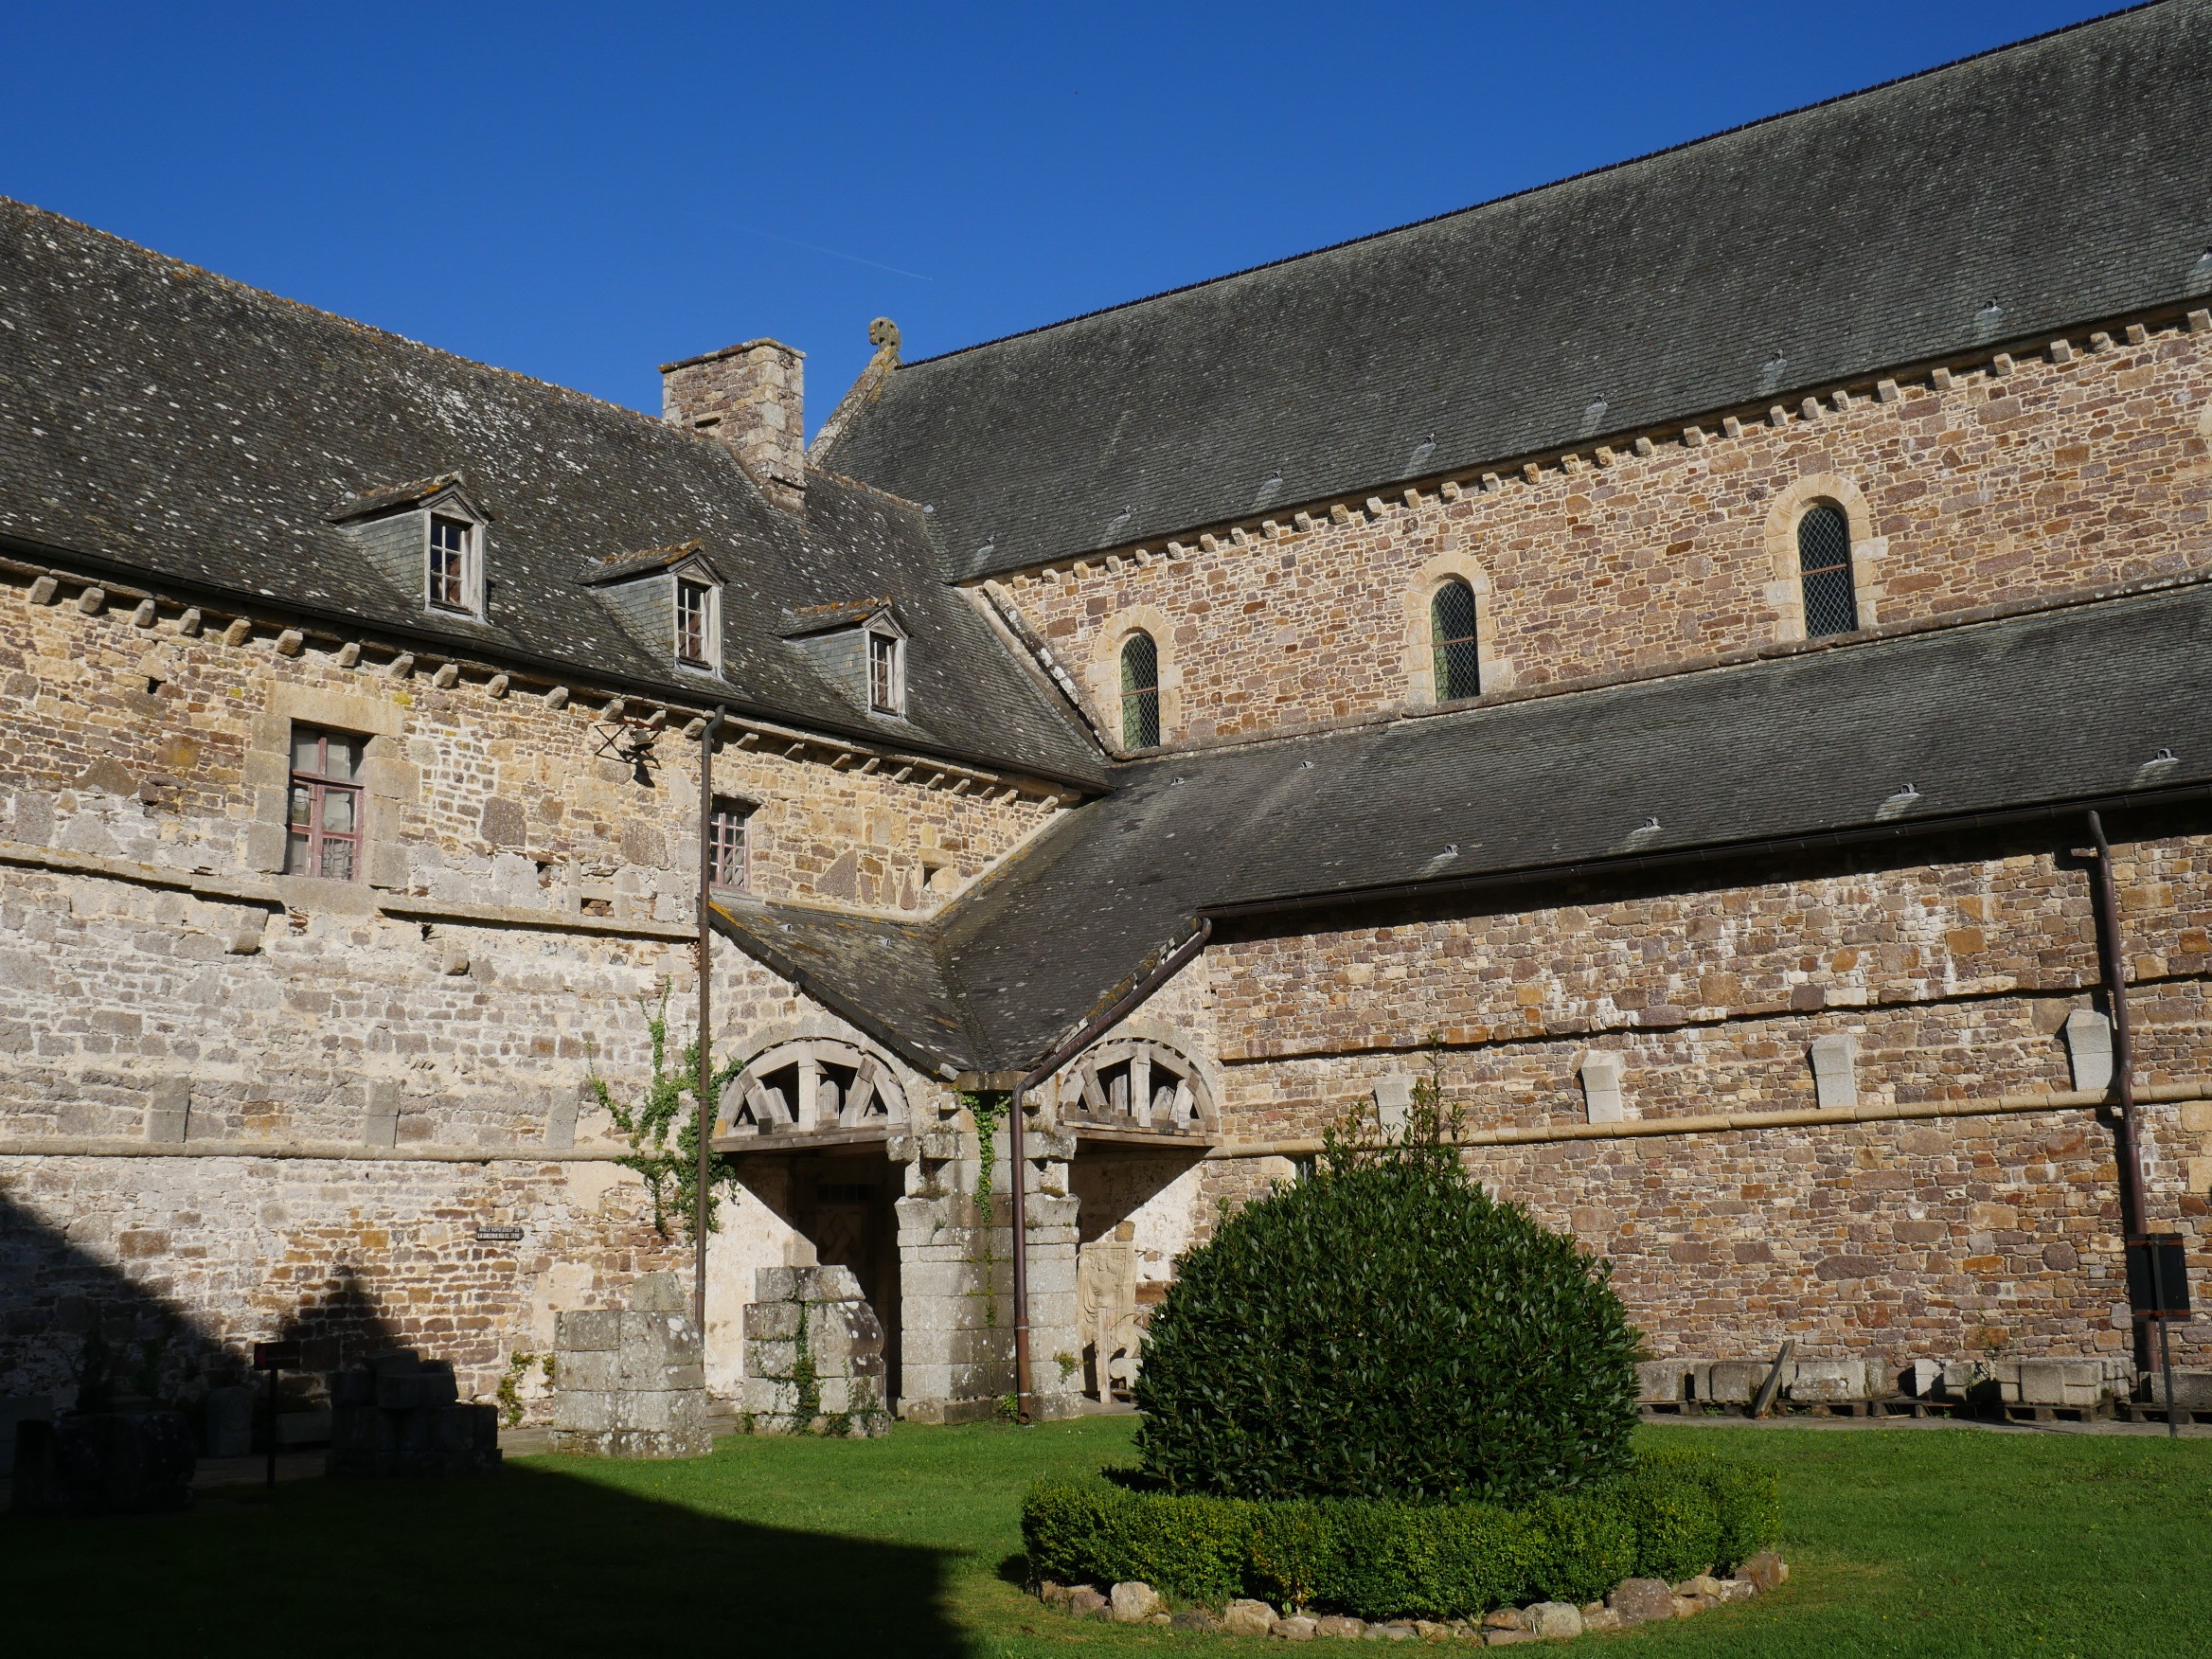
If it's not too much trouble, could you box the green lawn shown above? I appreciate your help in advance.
[4,1419,2207,1656]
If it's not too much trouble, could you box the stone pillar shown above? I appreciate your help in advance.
[549,1273,712,1459]
[892,1115,1082,1423]
[740,1265,890,1436]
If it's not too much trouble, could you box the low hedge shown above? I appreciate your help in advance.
[1022,1446,1779,1621]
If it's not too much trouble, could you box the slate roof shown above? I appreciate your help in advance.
[822,1,2212,582]
[753,583,2212,1075]
[0,198,1104,787]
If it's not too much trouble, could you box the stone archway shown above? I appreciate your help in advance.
[718,1036,907,1136]
[712,1031,918,1408]
[1052,1032,1217,1399]
[1057,1035,1216,1134]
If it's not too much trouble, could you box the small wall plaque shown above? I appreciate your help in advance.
[473,1224,525,1244]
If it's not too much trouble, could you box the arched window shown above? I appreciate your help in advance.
[1430,579,1481,701]
[1796,504,1857,637]
[1120,632,1160,749]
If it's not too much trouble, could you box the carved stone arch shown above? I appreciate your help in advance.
[1763,473,1885,641]
[1401,546,1511,704]
[716,1026,914,1137]
[1081,601,1184,752]
[1052,1029,1217,1137]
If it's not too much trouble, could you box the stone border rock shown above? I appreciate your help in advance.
[1036,1551,1788,1643]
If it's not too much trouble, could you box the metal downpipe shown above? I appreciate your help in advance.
[694,706,725,1331]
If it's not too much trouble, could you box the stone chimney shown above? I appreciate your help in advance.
[660,339,806,512]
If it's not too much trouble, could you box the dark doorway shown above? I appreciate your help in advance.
[788,1151,902,1409]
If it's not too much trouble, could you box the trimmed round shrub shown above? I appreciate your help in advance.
[1133,1108,1642,1505]
[1021,1448,1781,1620]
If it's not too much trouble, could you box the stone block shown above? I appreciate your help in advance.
[1579,1052,1625,1123]
[1637,1359,1692,1404]
[202,1384,254,1457]
[744,1377,802,1417]
[1787,1358,1871,1402]
[754,1266,800,1303]
[275,1408,332,1447]
[10,1411,196,1515]
[1704,1361,1767,1405]
[2146,1369,2212,1410]
[1809,1032,1858,1109]
[1739,1551,1789,1592]
[744,1301,802,1341]
[0,1396,54,1476]
[556,1310,621,1352]
[146,1077,191,1144]
[2018,1358,2108,1407]
[797,1265,864,1303]
[553,1349,615,1392]
[2063,1008,2114,1093]
[552,1390,614,1433]
[746,1339,799,1379]
[377,1369,456,1410]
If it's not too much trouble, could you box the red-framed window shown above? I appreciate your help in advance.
[287,725,366,881]
[708,795,751,890]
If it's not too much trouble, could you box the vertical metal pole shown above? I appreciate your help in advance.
[264,1365,276,1490]
[2151,1246,2180,1440]
[1007,1081,1031,1424]
[2085,813,2151,1235]
[694,706,725,1334]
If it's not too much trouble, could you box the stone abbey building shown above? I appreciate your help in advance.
[4,2,2212,1426]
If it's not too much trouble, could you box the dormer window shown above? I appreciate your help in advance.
[867,629,903,715]
[676,576,718,668]
[428,514,474,613]
[580,540,726,677]
[325,473,491,622]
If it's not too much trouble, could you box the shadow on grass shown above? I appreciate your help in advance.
[0,1458,965,1657]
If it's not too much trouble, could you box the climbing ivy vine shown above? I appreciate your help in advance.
[961,1090,1008,1329]
[588,980,746,1241]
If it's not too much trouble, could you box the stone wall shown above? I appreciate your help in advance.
[1054,828,2212,1382]
[990,315,2212,748]
[0,564,1061,920]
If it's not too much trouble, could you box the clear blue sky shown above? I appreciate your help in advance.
[2,1,2121,433]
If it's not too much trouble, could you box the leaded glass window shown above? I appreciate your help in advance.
[1797,504,1857,637]
[1120,632,1160,749]
[1431,579,1481,701]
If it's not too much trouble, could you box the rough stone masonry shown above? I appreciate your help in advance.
[4,3,2211,1442]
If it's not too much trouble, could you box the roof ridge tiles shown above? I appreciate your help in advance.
[0,194,680,439]
[889,0,2169,372]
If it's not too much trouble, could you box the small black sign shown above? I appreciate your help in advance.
[2126,1233,2192,1319]
[252,1341,302,1371]
[474,1224,525,1243]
